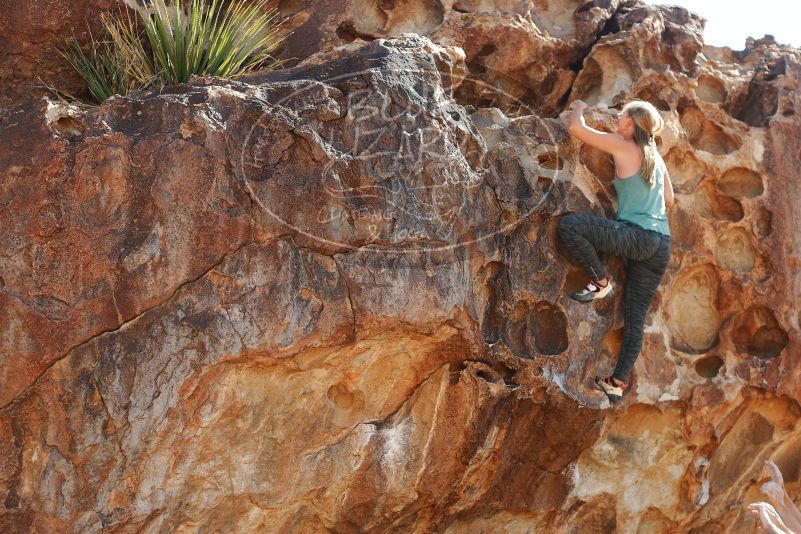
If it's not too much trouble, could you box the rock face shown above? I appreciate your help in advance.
[276,0,707,118]
[1,1,801,533]
[0,0,122,109]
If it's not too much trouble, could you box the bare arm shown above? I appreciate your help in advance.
[564,100,630,157]
[763,482,801,533]
[763,462,801,532]
[783,498,801,532]
[750,502,795,534]
[784,504,801,532]
[663,166,675,208]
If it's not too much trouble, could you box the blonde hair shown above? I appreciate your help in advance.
[621,100,664,188]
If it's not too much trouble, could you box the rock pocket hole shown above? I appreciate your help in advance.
[753,206,773,238]
[582,48,633,106]
[538,152,564,170]
[679,106,703,140]
[695,354,724,378]
[694,183,744,222]
[336,22,359,42]
[504,300,569,357]
[373,0,445,35]
[696,121,741,155]
[571,58,603,106]
[490,360,519,388]
[665,264,721,353]
[664,148,707,193]
[466,61,486,75]
[732,307,788,360]
[680,106,741,155]
[540,71,558,95]
[52,116,84,138]
[562,267,590,295]
[504,300,534,358]
[351,0,387,34]
[475,261,507,345]
[476,43,496,58]
[715,227,756,273]
[717,168,764,198]
[635,86,671,111]
[326,382,361,410]
[475,369,499,383]
[529,301,569,355]
[694,75,727,104]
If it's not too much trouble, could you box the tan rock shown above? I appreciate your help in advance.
[1,2,801,533]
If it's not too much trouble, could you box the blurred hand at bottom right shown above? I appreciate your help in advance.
[750,502,794,534]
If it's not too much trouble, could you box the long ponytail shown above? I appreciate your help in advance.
[622,100,664,188]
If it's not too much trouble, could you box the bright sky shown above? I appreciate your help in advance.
[648,1,801,49]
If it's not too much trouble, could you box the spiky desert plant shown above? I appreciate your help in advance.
[139,0,285,85]
[61,0,286,103]
[61,11,152,103]
[102,11,159,89]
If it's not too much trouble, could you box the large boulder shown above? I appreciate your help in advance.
[1,2,801,533]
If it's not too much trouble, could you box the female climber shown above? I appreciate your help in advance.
[557,98,674,404]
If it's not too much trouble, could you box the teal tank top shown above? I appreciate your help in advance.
[613,152,671,236]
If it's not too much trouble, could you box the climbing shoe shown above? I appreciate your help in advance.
[595,375,628,404]
[569,275,614,303]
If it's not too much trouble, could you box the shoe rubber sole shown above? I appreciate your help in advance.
[595,376,624,403]
[569,287,615,303]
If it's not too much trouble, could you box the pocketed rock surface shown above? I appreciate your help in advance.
[1,1,801,533]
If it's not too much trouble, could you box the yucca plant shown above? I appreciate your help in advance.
[61,11,152,103]
[61,0,286,104]
[141,0,285,85]
[103,11,159,88]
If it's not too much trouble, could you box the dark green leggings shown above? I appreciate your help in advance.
[557,214,671,382]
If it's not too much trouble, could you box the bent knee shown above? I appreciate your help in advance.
[557,214,579,239]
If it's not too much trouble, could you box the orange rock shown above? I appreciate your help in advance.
[0,2,800,532]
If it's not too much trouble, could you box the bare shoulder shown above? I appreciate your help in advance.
[568,123,631,156]
[612,139,644,177]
